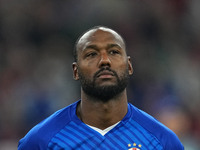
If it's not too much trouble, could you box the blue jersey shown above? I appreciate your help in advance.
[18,100,184,150]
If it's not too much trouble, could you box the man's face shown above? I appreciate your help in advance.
[73,29,133,101]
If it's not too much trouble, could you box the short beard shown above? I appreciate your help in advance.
[78,67,130,102]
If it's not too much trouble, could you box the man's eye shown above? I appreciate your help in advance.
[86,52,97,58]
[110,50,120,55]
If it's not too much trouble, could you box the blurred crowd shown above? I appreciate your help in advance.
[0,0,199,149]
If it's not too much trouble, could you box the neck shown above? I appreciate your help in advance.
[77,89,128,130]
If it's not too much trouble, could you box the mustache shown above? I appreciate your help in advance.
[94,67,118,79]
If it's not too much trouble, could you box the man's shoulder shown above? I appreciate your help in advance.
[128,103,184,149]
[18,101,79,149]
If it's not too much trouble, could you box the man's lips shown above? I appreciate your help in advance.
[96,70,114,78]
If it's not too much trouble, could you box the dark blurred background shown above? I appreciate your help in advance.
[0,0,200,149]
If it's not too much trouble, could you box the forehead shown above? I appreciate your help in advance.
[77,28,125,51]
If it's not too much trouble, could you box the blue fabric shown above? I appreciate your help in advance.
[18,100,184,150]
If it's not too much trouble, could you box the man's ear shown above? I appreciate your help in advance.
[72,62,79,80]
[127,56,133,75]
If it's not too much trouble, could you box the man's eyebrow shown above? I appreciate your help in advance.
[84,43,122,51]
[84,45,99,50]
[106,44,122,49]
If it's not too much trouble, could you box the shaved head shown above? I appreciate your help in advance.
[74,26,126,62]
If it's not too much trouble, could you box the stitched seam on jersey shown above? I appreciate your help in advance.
[131,114,164,149]
[46,106,74,148]
[128,103,164,149]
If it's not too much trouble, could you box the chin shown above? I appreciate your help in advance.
[84,84,125,102]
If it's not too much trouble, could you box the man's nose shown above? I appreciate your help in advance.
[98,52,111,67]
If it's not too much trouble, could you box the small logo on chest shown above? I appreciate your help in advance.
[128,143,142,150]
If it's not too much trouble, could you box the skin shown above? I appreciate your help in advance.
[72,27,133,130]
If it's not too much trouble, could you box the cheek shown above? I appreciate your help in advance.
[114,62,129,76]
[78,64,95,79]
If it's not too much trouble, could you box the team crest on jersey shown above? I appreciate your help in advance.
[128,143,142,150]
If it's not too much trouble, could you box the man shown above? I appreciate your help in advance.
[18,26,184,149]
